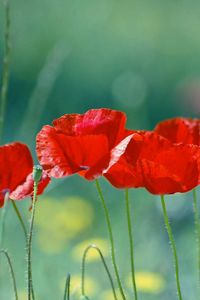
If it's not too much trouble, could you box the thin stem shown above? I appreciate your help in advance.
[11,200,27,240]
[0,192,9,248]
[11,200,35,300]
[27,182,38,300]
[193,188,200,284]
[95,179,126,300]
[0,249,18,300]
[63,274,70,300]
[81,244,117,300]
[160,195,183,300]
[0,0,11,142]
[125,189,138,300]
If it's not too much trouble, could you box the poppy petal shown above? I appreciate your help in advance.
[10,171,50,200]
[36,125,109,178]
[104,156,143,188]
[0,142,33,194]
[52,108,127,147]
[105,132,200,194]
[36,125,79,177]
[84,132,140,180]
[155,117,200,145]
[37,109,129,179]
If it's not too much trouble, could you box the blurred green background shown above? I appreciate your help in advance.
[0,0,200,299]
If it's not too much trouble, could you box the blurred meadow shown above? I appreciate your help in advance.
[0,0,200,299]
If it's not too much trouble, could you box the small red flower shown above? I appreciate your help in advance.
[154,117,200,145]
[104,131,200,194]
[36,108,134,180]
[0,142,50,208]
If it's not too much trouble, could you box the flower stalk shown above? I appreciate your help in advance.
[95,179,126,300]
[192,188,200,284]
[0,192,9,248]
[160,195,182,300]
[11,200,35,300]
[27,166,42,300]
[125,189,138,300]
[81,244,117,300]
[0,249,18,300]
[63,274,70,300]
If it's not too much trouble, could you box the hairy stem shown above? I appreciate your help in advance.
[11,200,35,300]
[0,0,11,142]
[81,244,117,300]
[193,188,200,284]
[95,179,126,300]
[161,195,182,300]
[125,189,138,300]
[0,193,9,248]
[27,182,38,300]
[0,249,18,300]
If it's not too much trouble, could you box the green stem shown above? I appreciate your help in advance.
[11,200,27,240]
[27,182,38,300]
[192,188,200,284]
[0,249,18,300]
[0,0,11,142]
[11,200,35,300]
[63,274,70,300]
[81,244,118,300]
[125,189,138,300]
[160,195,182,300]
[0,192,9,248]
[95,179,126,300]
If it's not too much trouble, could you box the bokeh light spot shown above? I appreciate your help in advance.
[35,196,94,254]
[99,289,130,300]
[112,71,147,108]
[126,271,166,294]
[18,290,27,300]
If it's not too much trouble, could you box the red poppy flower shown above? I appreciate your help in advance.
[0,142,50,208]
[104,131,200,194]
[36,108,136,180]
[154,117,200,145]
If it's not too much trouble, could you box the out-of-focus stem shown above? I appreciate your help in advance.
[63,274,70,300]
[11,200,27,240]
[0,249,18,300]
[0,0,11,142]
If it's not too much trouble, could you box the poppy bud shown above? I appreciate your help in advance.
[32,165,42,183]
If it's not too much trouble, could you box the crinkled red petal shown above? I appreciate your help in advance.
[37,109,129,179]
[105,131,200,194]
[36,125,110,178]
[10,171,50,200]
[83,132,140,180]
[0,142,33,194]
[52,108,127,147]
[155,117,200,145]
